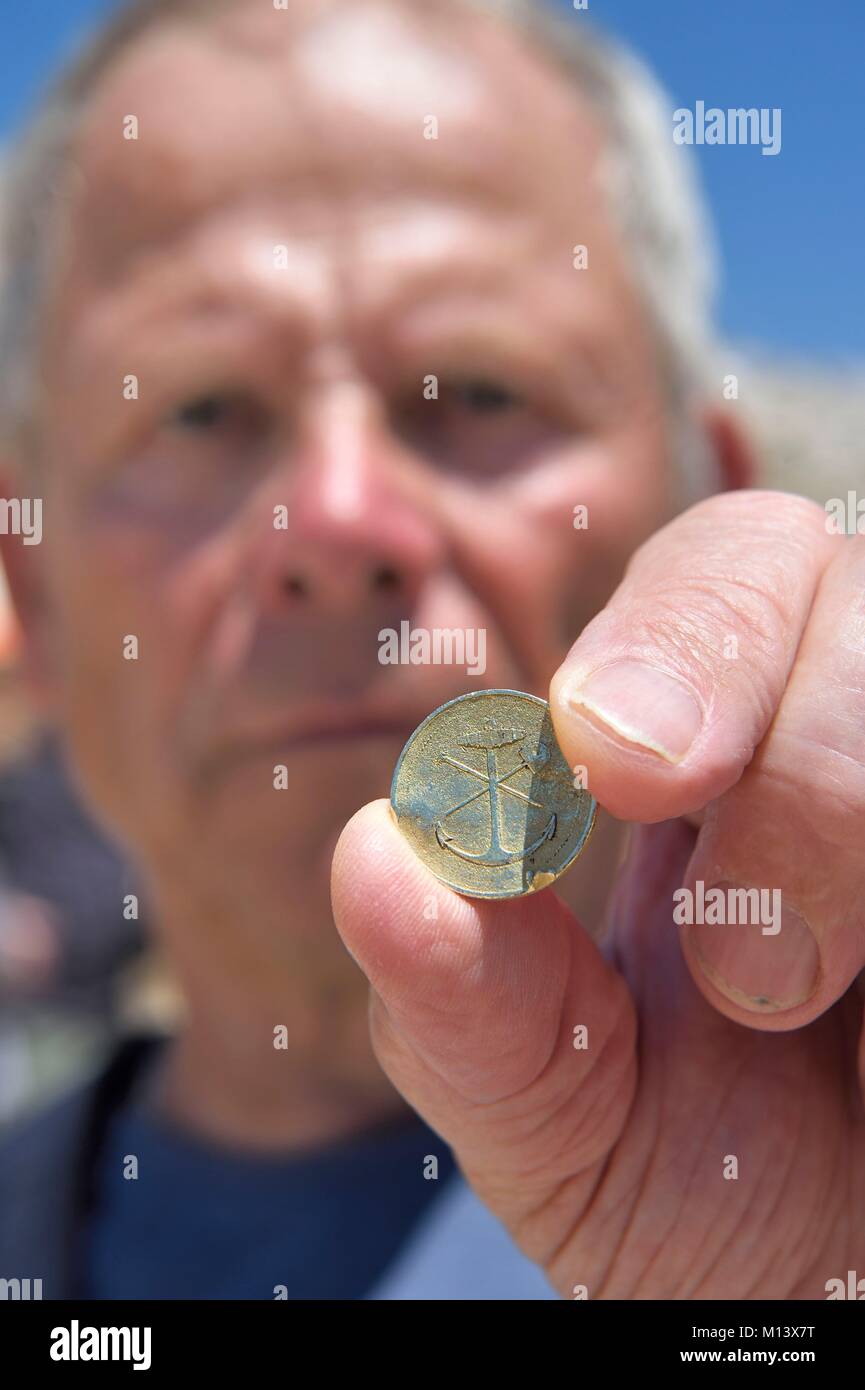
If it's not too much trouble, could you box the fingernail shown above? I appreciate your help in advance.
[565,661,702,763]
[689,886,819,1012]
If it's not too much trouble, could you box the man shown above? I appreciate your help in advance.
[0,0,861,1300]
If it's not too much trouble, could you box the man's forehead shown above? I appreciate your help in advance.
[60,0,608,276]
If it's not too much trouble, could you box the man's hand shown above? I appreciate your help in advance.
[331,490,865,1299]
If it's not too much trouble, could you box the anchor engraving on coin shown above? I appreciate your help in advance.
[391,690,597,900]
[434,718,557,865]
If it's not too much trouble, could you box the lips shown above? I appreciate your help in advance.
[264,715,420,748]
[205,704,425,773]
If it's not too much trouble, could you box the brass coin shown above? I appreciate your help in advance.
[390,689,596,900]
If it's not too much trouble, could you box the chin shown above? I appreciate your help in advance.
[204,778,378,869]
[213,741,393,813]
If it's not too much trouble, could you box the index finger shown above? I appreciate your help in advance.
[549,490,838,822]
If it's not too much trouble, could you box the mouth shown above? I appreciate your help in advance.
[270,716,419,748]
[206,706,424,773]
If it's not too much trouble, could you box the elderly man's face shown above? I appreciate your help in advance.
[32,1,674,907]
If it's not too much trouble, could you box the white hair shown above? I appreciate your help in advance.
[0,0,719,497]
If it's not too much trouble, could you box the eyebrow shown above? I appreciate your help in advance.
[62,213,640,421]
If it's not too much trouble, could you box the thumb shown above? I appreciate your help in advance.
[331,798,637,1289]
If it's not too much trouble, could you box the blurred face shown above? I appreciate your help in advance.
[33,0,675,916]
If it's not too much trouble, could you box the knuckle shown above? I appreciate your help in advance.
[688,488,832,539]
[629,489,835,588]
[614,491,834,694]
[625,577,789,695]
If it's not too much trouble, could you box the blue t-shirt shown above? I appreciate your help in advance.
[79,1083,457,1300]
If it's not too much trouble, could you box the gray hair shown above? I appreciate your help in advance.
[0,0,719,497]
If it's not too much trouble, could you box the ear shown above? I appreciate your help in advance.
[700,405,757,494]
[0,462,57,714]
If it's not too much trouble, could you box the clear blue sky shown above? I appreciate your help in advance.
[0,0,861,361]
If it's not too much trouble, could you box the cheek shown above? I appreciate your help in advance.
[50,530,157,703]
[43,516,195,809]
[501,437,672,640]
[437,476,594,683]
[49,573,151,819]
[529,436,669,543]
[50,493,219,685]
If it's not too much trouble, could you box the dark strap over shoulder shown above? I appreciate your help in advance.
[0,1032,169,1299]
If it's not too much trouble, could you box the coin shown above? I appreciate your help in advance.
[390,689,596,899]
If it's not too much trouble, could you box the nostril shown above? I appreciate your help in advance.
[372,565,401,593]
[284,574,308,599]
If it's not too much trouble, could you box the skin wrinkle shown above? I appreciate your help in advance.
[672,573,803,656]
[783,1126,850,1299]
[726,1105,809,1298]
[2,0,863,1301]
[736,727,865,855]
[737,1013,857,1295]
[624,493,831,593]
[506,1010,639,1261]
[620,569,806,668]
[531,1004,637,1177]
[576,1093,665,1300]
[628,1039,793,1299]
[793,1212,848,1301]
[671,1050,788,1298]
[688,1209,761,1302]
[537,1146,624,1286]
[774,756,865,841]
[491,983,637,1190]
[590,1020,738,1298]
[600,1090,709,1299]
[564,832,680,1298]
[840,1121,865,1273]
[382,949,569,1110]
[369,899,636,1231]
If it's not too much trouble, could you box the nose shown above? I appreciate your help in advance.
[248,384,444,617]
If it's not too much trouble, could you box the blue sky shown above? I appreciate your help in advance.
[0,0,861,361]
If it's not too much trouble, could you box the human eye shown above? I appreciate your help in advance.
[88,387,275,523]
[391,371,571,477]
[167,391,270,440]
[446,377,523,414]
